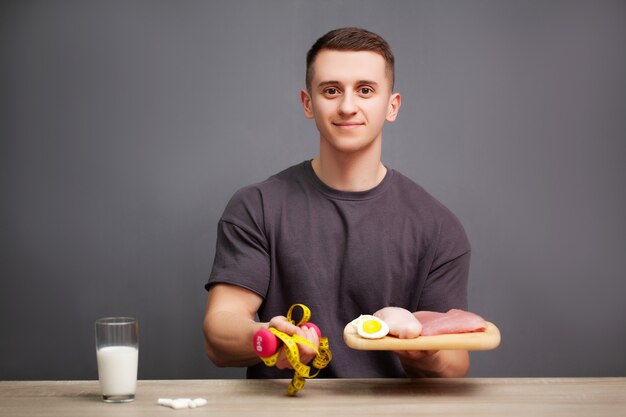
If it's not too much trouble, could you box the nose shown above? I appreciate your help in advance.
[338,92,357,116]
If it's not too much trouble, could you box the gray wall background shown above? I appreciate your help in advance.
[1,0,624,380]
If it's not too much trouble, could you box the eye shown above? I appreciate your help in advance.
[359,87,374,96]
[323,87,341,97]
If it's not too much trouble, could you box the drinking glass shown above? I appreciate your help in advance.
[95,317,139,403]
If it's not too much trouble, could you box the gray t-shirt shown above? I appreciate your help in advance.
[207,160,470,378]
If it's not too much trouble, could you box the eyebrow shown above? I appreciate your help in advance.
[316,80,380,89]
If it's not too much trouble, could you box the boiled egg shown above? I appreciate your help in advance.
[351,315,390,339]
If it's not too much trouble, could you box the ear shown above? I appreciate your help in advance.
[300,89,315,119]
[386,92,401,122]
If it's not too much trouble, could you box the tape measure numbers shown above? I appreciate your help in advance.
[254,304,332,396]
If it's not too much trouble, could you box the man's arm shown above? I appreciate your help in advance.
[394,349,469,378]
[203,283,265,367]
[203,283,318,368]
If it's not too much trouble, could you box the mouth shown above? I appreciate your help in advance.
[332,121,364,129]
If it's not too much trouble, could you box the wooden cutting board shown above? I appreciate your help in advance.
[343,322,501,351]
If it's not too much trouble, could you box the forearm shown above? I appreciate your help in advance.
[399,350,469,378]
[203,309,266,367]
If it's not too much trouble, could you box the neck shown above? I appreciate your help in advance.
[312,145,387,192]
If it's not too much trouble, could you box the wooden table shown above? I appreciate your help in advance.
[1,378,624,416]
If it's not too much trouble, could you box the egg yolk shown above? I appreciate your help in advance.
[362,319,382,334]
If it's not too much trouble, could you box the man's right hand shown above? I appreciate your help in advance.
[267,316,319,369]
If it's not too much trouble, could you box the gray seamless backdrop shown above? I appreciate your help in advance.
[1,0,625,380]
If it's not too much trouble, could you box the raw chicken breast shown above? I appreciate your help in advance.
[374,307,422,338]
[413,309,487,336]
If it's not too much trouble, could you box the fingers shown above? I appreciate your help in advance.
[267,316,299,335]
[275,348,289,369]
[274,325,320,370]
[298,325,320,363]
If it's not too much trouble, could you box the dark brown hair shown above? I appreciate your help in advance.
[305,27,395,91]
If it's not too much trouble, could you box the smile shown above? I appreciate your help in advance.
[333,122,364,128]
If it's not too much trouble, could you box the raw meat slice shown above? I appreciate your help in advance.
[373,307,422,338]
[413,309,487,336]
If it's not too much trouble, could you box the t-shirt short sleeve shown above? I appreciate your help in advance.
[418,207,471,312]
[206,186,270,298]
[204,161,473,378]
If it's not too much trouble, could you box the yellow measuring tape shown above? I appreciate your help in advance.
[258,304,332,396]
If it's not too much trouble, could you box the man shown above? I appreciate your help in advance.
[203,27,470,378]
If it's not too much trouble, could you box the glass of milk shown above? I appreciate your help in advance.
[95,317,139,403]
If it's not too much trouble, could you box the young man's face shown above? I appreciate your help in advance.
[301,49,400,155]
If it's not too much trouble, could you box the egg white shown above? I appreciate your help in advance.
[355,316,389,339]
[349,315,375,329]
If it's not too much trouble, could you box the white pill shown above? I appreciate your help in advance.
[171,399,189,409]
[158,398,173,406]
[192,398,208,407]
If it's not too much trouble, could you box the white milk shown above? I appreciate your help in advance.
[97,346,138,396]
